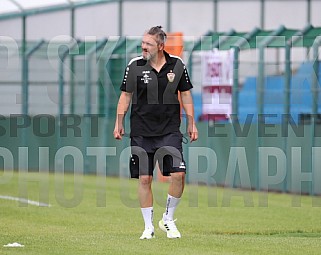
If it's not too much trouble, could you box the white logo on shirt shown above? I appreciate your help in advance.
[141,71,152,84]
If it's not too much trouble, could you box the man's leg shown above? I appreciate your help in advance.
[165,172,185,221]
[156,134,186,238]
[139,175,153,208]
[159,172,185,239]
[139,175,155,239]
[168,172,185,199]
[130,138,155,239]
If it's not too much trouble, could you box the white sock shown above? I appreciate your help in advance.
[141,207,154,230]
[163,194,181,221]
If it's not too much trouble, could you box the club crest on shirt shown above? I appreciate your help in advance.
[167,70,175,83]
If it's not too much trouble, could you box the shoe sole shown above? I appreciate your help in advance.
[140,236,155,240]
[140,232,155,240]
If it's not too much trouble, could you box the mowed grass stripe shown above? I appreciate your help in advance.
[0,171,321,255]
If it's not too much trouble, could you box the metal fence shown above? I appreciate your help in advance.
[0,25,321,195]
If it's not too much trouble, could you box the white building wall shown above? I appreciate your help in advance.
[264,1,306,30]
[217,1,261,32]
[311,0,321,26]
[171,1,213,37]
[75,3,119,39]
[122,1,167,36]
[0,18,22,39]
[0,0,317,40]
[26,11,70,41]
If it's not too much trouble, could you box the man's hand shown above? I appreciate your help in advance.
[113,123,125,140]
[113,92,132,140]
[180,90,198,142]
[188,122,198,142]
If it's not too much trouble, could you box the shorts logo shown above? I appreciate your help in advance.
[179,162,186,169]
[167,70,175,83]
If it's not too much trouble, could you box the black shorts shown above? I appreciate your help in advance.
[130,132,186,178]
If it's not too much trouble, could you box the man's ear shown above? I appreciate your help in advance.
[159,43,165,51]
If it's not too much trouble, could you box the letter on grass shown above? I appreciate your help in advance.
[188,147,217,207]
[222,147,253,207]
[258,147,286,206]
[87,147,116,207]
[18,147,49,207]
[54,146,84,208]
[0,147,14,184]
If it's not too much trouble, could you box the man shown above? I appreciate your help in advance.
[113,26,198,239]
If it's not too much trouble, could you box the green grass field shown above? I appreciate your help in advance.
[1,171,321,255]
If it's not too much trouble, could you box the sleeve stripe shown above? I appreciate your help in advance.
[169,54,185,65]
[127,56,143,66]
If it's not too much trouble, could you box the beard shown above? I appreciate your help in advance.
[142,51,156,61]
[142,52,151,61]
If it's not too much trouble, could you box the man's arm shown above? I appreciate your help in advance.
[113,91,132,140]
[180,90,198,142]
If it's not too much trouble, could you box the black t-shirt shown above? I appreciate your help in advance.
[120,51,193,137]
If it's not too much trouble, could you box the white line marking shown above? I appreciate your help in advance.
[0,195,51,207]
[3,242,25,248]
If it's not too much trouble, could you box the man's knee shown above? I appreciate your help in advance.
[170,172,185,183]
[139,175,153,187]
